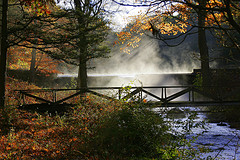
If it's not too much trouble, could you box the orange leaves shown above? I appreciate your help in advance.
[117,31,132,42]
[143,99,147,103]
[206,13,224,26]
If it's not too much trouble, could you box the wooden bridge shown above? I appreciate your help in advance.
[15,85,240,107]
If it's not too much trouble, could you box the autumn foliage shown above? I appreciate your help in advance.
[116,0,240,53]
[8,46,60,76]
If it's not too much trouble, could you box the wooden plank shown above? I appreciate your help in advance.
[162,101,240,107]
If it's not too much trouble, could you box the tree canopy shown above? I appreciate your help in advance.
[114,0,240,86]
[116,0,240,52]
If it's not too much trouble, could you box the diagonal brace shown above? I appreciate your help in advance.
[141,89,163,101]
[87,90,117,101]
[164,87,192,102]
[55,90,84,104]
[21,91,52,103]
[121,87,142,100]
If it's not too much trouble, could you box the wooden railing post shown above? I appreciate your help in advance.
[139,87,143,101]
[161,87,163,99]
[118,89,121,100]
[21,91,25,105]
[192,87,194,102]
[188,86,194,102]
[53,90,56,103]
[165,87,167,99]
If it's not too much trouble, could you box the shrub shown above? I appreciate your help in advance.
[88,104,171,159]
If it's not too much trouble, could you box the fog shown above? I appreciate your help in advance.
[56,33,227,101]
[90,35,200,76]
[58,29,235,88]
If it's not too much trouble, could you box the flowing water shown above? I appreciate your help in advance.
[154,106,240,159]
[189,113,240,159]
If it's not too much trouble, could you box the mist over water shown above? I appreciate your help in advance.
[90,35,200,76]
[78,35,199,87]
[58,31,230,88]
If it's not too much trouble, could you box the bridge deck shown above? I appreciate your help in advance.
[148,101,240,107]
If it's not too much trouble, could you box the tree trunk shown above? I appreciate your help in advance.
[77,57,88,89]
[30,48,36,83]
[0,0,2,54]
[197,0,211,87]
[0,0,10,134]
[0,0,8,108]
[74,0,88,90]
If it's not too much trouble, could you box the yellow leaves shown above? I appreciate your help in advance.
[32,146,37,151]
[117,31,133,42]
[206,12,224,26]
[207,0,224,8]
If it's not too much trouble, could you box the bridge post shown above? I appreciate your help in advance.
[139,88,143,101]
[52,90,56,103]
[161,87,166,99]
[192,89,194,102]
[20,91,25,105]
[118,89,121,100]
[165,88,167,99]
[161,87,164,99]
[188,87,195,102]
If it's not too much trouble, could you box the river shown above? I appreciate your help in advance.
[191,113,240,159]
[174,110,240,160]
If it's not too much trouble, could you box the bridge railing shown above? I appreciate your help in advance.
[14,85,240,106]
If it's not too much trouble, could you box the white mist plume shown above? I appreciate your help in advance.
[85,35,200,87]
[57,34,202,88]
[90,35,200,76]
